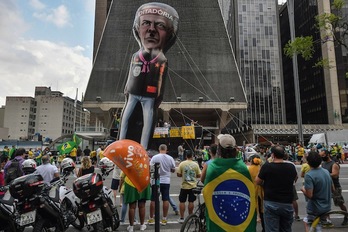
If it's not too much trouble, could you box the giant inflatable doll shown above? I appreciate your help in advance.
[104,3,179,192]
[118,2,179,150]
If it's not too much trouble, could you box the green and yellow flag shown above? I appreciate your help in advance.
[203,157,256,232]
[57,141,76,155]
[73,133,81,146]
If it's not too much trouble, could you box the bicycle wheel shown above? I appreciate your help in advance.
[199,203,206,232]
[181,214,201,232]
[309,210,348,232]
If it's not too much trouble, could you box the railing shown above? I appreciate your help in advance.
[75,126,108,133]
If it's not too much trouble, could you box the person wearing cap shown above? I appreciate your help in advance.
[255,146,298,232]
[119,2,179,150]
[203,134,256,232]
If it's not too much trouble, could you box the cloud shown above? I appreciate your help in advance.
[0,1,91,106]
[84,0,96,14]
[33,4,70,28]
[0,1,29,41]
[29,0,45,10]
[0,39,92,106]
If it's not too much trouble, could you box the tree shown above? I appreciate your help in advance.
[284,36,314,61]
[284,0,348,75]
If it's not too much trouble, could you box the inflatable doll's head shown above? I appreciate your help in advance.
[133,2,179,53]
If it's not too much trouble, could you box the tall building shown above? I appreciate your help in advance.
[85,0,345,145]
[331,0,348,123]
[3,87,90,141]
[279,0,342,125]
[84,0,247,146]
[224,0,285,127]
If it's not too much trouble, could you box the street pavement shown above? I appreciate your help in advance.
[25,163,348,231]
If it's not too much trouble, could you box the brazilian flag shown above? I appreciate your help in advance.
[57,141,76,155]
[73,133,81,146]
[203,157,256,232]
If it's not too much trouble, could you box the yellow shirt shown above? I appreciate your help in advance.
[70,148,77,157]
[297,147,305,157]
[120,171,135,194]
[58,154,66,162]
[28,150,34,159]
[248,164,264,213]
[99,150,104,159]
[300,163,310,183]
[90,151,96,158]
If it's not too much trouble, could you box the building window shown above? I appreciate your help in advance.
[259,4,263,12]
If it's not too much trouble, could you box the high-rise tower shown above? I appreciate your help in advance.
[84,0,247,144]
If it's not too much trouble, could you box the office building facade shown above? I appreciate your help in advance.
[3,87,90,141]
[279,0,342,125]
[223,0,285,127]
[84,0,248,147]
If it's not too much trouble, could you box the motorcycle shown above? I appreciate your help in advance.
[0,158,41,232]
[8,174,45,231]
[0,185,20,232]
[73,169,120,231]
[32,158,84,232]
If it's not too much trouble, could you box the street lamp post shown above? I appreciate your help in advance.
[288,0,304,144]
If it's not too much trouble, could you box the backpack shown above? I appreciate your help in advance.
[5,159,22,184]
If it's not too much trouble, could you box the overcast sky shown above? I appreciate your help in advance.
[0,0,288,107]
[0,0,95,106]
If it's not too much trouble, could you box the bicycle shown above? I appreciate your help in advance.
[180,183,206,232]
[309,210,348,232]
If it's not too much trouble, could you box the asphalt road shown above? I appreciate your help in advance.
[24,162,348,231]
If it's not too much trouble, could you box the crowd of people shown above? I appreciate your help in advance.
[1,139,348,232]
[172,139,348,231]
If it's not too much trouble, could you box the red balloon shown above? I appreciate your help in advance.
[103,139,150,192]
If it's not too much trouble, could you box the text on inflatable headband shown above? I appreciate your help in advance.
[138,8,174,21]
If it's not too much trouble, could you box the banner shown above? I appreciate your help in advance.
[181,126,195,139]
[153,127,169,138]
[169,128,181,137]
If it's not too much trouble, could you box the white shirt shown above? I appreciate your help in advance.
[150,153,175,184]
[96,147,102,156]
[112,165,121,179]
[35,163,59,184]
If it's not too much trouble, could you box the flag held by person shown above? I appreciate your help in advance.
[73,133,81,146]
[203,158,256,231]
[57,141,76,155]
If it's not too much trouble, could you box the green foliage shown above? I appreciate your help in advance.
[284,36,314,60]
[332,0,345,10]
[316,13,340,31]
[313,58,334,69]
